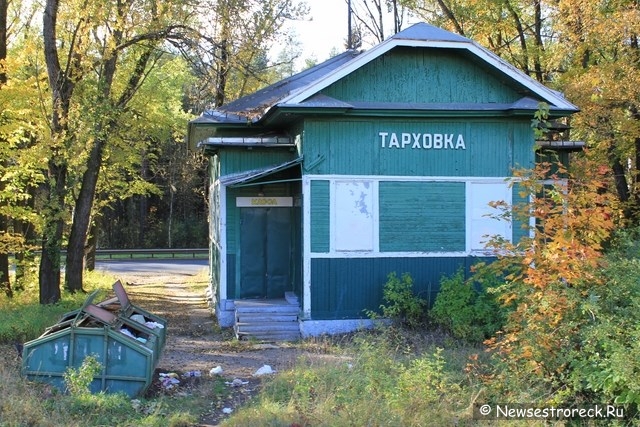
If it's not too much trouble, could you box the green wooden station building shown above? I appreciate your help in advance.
[188,22,580,338]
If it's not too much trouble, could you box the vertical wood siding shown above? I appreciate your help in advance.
[511,184,530,245]
[322,47,522,104]
[310,256,487,319]
[226,254,236,299]
[310,180,330,252]
[219,148,296,176]
[379,181,465,251]
[302,119,534,177]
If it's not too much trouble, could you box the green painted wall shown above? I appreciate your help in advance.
[219,148,297,176]
[322,47,524,104]
[511,184,531,245]
[379,181,465,251]
[301,118,535,176]
[310,256,490,319]
[310,180,330,252]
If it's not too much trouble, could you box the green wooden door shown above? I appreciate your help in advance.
[239,208,291,299]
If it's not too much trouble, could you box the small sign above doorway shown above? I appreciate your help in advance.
[236,197,293,207]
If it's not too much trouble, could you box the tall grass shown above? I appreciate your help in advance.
[0,270,117,343]
[222,327,480,427]
[0,350,200,427]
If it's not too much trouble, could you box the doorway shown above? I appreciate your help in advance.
[239,207,292,299]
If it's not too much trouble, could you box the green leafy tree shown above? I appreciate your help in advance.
[0,0,10,297]
[62,1,195,293]
[553,0,640,224]
[184,0,309,112]
[402,0,553,82]
[40,0,196,296]
[0,0,46,297]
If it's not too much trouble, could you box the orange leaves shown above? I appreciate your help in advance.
[483,157,619,386]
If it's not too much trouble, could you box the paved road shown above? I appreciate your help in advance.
[95,259,208,276]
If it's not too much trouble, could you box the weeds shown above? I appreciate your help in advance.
[222,328,476,427]
[64,355,102,396]
[367,271,428,329]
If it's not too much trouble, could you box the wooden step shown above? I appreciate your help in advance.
[236,331,301,341]
[285,292,299,305]
[236,313,298,323]
[235,322,300,333]
[233,298,301,342]
[234,300,299,314]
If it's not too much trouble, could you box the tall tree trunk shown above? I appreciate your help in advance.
[607,140,632,218]
[0,216,11,298]
[0,0,6,82]
[39,161,66,303]
[215,38,229,107]
[505,0,529,75]
[0,0,12,298]
[436,0,465,35]
[85,222,97,271]
[65,137,106,292]
[65,46,154,291]
[41,0,79,303]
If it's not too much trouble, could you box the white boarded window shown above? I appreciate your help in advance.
[468,182,512,252]
[333,180,374,252]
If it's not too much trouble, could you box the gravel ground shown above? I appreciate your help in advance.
[116,270,310,426]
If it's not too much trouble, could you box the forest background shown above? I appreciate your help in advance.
[0,0,639,308]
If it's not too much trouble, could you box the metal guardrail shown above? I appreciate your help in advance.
[94,248,208,260]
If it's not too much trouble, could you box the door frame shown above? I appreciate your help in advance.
[235,196,294,300]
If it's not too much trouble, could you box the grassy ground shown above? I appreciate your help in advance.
[0,268,593,427]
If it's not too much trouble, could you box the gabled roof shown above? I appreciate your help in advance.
[280,22,577,111]
[189,22,579,146]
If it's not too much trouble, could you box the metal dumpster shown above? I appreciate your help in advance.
[21,283,167,397]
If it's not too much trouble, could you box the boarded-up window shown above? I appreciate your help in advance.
[333,180,375,251]
[379,181,465,252]
[468,182,512,251]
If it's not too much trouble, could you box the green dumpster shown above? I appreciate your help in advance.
[21,284,167,397]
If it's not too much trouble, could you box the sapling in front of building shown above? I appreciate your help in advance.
[188,23,580,337]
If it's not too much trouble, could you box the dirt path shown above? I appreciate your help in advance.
[114,270,308,425]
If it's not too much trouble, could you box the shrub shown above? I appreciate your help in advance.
[569,251,640,408]
[64,355,102,396]
[430,267,505,343]
[371,272,428,328]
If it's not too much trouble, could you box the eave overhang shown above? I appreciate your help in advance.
[219,157,303,187]
[260,96,576,125]
[537,140,586,151]
[197,136,294,149]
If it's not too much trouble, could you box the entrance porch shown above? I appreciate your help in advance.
[233,292,301,341]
